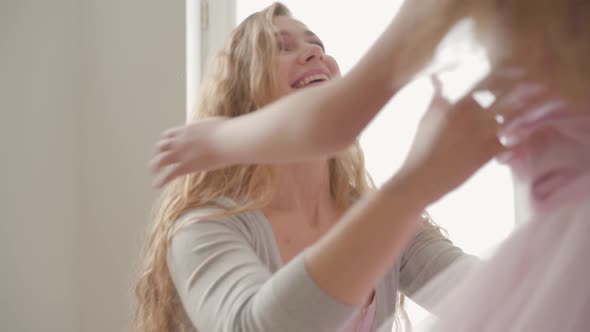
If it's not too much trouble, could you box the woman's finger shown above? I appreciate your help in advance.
[155,137,177,153]
[150,150,179,173]
[153,163,190,189]
[428,74,452,110]
[454,91,505,156]
[431,74,444,93]
[160,127,181,139]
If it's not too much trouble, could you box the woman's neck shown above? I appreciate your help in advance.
[266,160,337,225]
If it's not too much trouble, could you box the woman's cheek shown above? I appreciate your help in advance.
[326,56,341,77]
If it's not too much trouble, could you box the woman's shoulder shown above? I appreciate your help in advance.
[168,198,282,273]
[172,197,276,252]
[176,201,261,236]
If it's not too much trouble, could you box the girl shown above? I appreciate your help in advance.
[412,1,590,331]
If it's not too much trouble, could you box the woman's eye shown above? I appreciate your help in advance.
[314,41,325,52]
[277,41,290,52]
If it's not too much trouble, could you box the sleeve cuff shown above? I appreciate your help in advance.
[267,251,359,331]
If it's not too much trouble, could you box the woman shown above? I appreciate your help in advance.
[136,2,527,331]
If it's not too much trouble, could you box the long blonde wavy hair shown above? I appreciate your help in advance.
[133,3,391,331]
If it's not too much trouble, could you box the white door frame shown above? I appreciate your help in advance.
[186,0,236,116]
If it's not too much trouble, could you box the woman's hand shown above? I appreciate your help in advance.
[150,117,234,188]
[398,74,547,204]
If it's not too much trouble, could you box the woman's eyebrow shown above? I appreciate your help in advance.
[305,30,325,49]
[276,29,324,50]
[277,30,292,37]
[304,30,318,38]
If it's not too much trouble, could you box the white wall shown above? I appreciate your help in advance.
[80,1,185,331]
[1,1,185,331]
[1,1,82,331]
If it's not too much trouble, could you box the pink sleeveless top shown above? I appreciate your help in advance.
[497,102,590,217]
[339,293,377,332]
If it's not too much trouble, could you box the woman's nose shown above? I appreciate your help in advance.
[298,43,324,64]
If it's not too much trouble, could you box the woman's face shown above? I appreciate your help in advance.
[271,16,340,100]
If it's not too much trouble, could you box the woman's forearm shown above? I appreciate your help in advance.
[211,9,461,166]
[212,67,395,166]
[305,169,433,306]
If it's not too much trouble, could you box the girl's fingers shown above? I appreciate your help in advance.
[465,70,550,125]
[492,83,549,124]
[465,66,530,110]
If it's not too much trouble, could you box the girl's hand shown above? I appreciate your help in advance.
[399,74,547,204]
[150,117,233,188]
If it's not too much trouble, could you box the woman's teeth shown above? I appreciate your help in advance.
[294,74,329,88]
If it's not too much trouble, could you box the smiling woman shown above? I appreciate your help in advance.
[134,1,526,332]
[236,1,516,325]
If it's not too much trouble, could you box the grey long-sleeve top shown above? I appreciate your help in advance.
[167,202,474,332]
